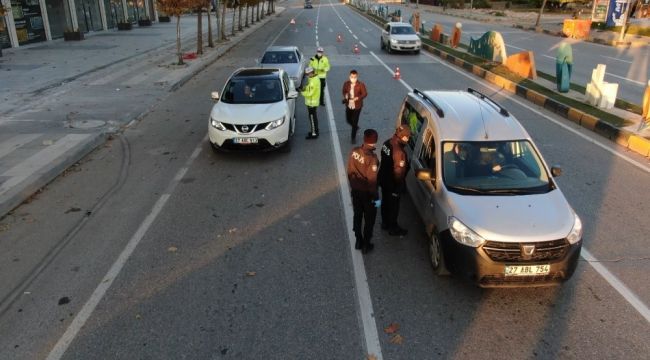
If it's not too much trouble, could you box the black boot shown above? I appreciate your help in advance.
[362,242,374,254]
[388,226,408,236]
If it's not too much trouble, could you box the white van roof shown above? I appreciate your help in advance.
[418,90,531,142]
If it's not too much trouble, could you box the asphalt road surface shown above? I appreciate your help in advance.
[393,5,650,106]
[0,1,648,359]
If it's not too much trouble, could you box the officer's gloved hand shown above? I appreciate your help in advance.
[373,199,382,208]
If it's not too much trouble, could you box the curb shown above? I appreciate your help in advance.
[0,10,285,219]
[0,133,106,218]
[349,5,650,158]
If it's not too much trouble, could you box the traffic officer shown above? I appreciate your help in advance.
[300,66,321,139]
[309,47,330,106]
[378,125,412,236]
[347,129,380,254]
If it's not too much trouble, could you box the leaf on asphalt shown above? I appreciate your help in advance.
[228,228,238,233]
[135,314,142,320]
[167,246,178,252]
[389,334,404,345]
[245,271,256,277]
[366,354,378,360]
[384,322,400,334]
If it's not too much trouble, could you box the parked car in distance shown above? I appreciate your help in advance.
[399,88,582,287]
[259,46,306,88]
[380,22,421,54]
[208,68,297,152]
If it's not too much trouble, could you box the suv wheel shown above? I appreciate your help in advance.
[429,232,449,276]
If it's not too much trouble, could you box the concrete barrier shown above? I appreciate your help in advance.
[505,51,537,80]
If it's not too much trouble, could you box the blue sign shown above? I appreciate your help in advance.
[607,0,630,27]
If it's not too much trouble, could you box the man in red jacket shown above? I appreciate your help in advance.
[341,70,368,143]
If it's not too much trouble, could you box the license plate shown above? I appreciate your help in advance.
[505,264,550,276]
[234,137,258,144]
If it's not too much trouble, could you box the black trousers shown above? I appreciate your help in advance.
[307,106,319,135]
[351,190,377,246]
[381,187,401,229]
[345,107,361,138]
[319,78,326,105]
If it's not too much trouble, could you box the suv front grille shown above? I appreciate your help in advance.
[482,239,569,263]
[398,40,417,44]
[222,122,270,133]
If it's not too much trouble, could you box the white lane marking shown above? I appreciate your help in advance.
[324,87,384,360]
[506,44,528,51]
[370,51,413,92]
[353,34,358,40]
[601,55,633,64]
[0,133,41,159]
[46,137,207,360]
[352,5,650,322]
[605,72,647,86]
[542,54,555,60]
[360,41,367,48]
[582,249,650,323]
[270,10,303,46]
[349,29,353,34]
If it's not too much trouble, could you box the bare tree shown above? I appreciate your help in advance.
[205,0,214,47]
[196,3,203,55]
[238,1,243,31]
[231,0,237,36]
[220,0,228,40]
[534,0,548,30]
[157,0,191,65]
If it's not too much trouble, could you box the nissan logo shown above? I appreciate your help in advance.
[242,125,249,132]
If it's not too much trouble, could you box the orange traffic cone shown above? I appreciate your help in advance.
[353,44,360,54]
[393,67,401,80]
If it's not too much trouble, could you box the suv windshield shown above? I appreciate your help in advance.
[261,51,298,64]
[391,26,415,35]
[442,141,552,195]
[221,77,283,104]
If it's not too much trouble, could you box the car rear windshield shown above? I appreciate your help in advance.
[442,141,552,195]
[391,26,415,35]
[261,51,298,64]
[221,78,283,104]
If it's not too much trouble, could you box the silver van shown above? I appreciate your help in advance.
[400,88,582,287]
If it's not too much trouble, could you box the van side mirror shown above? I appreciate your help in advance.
[551,166,562,177]
[211,91,220,101]
[416,168,434,181]
[287,90,298,99]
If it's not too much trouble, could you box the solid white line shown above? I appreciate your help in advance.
[541,54,555,60]
[506,44,528,52]
[353,34,358,40]
[324,87,384,360]
[350,4,650,322]
[605,72,646,86]
[600,55,633,64]
[370,51,413,92]
[360,41,367,48]
[582,249,650,323]
[46,137,207,359]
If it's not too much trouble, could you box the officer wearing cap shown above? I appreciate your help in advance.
[308,47,330,107]
[378,125,412,236]
[347,129,380,254]
[300,66,321,139]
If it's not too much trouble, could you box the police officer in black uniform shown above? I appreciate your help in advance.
[379,125,412,236]
[347,129,380,254]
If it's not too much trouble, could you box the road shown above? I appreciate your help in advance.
[0,0,648,359]
[391,5,650,106]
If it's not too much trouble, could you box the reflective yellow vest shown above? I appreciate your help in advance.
[301,75,321,107]
[309,55,330,79]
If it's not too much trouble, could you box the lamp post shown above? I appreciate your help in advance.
[618,0,633,42]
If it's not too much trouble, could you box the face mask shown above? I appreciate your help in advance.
[316,53,322,58]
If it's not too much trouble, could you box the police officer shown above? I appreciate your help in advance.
[300,66,321,139]
[347,129,380,254]
[309,47,330,106]
[378,125,412,236]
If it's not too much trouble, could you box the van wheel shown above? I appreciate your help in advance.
[429,232,449,276]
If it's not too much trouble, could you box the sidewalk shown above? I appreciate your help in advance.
[0,6,287,218]
[400,3,650,47]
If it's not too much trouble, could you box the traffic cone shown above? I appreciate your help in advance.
[393,67,401,80]
[290,18,296,25]
[353,44,360,54]
[337,34,343,43]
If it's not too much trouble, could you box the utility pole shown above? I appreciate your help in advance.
[619,0,633,42]
[535,0,548,30]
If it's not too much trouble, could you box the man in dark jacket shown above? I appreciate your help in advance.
[347,129,380,254]
[378,125,412,236]
[341,69,368,143]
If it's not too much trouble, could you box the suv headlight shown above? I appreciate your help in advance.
[566,213,583,244]
[265,117,285,131]
[390,38,398,44]
[448,217,486,247]
[210,118,227,131]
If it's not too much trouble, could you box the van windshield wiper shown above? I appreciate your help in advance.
[482,188,546,195]
[447,185,491,194]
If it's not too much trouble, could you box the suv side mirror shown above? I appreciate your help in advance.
[416,168,434,181]
[551,166,562,177]
[211,91,220,101]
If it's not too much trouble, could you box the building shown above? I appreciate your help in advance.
[0,0,159,49]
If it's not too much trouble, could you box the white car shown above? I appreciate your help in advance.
[259,46,306,88]
[380,22,421,54]
[209,68,297,152]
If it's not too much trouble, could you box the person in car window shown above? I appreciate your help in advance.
[342,69,368,143]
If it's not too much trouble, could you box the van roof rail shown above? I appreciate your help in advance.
[413,89,444,118]
[467,88,509,117]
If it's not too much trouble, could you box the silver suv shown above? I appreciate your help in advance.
[400,88,582,287]
[380,22,421,54]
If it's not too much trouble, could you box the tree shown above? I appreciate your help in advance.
[204,0,214,47]
[534,0,547,30]
[220,0,228,41]
[157,0,192,65]
[231,0,237,36]
[196,2,203,55]
[238,0,243,31]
